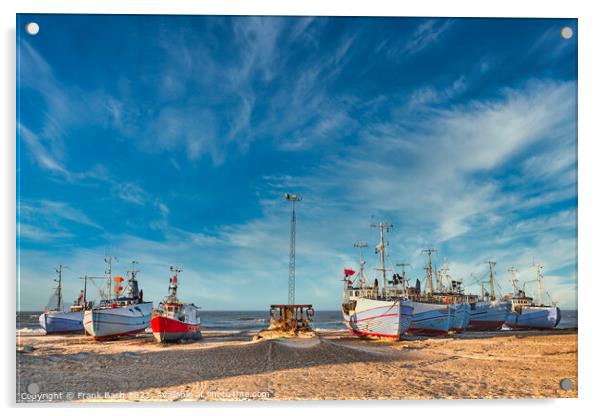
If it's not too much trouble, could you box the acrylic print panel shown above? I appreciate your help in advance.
[16,14,577,402]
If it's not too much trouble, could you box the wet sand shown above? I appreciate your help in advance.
[16,329,577,402]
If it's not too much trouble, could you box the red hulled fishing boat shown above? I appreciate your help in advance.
[150,267,201,342]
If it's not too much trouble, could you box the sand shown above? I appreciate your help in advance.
[16,329,577,402]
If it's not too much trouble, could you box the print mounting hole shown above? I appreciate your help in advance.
[560,27,573,39]
[559,378,573,390]
[25,22,40,36]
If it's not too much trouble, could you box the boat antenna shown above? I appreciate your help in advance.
[422,248,437,296]
[371,222,393,289]
[508,267,519,295]
[285,192,301,305]
[486,260,496,301]
[354,241,368,289]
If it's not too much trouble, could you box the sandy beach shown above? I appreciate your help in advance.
[16,329,577,402]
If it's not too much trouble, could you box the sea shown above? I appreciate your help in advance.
[16,309,578,335]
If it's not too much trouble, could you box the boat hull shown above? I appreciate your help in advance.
[450,304,470,333]
[342,297,414,339]
[466,301,511,331]
[39,310,84,334]
[505,306,561,329]
[151,316,202,342]
[406,301,454,335]
[84,302,153,340]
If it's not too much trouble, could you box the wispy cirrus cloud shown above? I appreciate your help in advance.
[17,16,577,310]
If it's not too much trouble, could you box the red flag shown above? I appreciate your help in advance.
[172,275,177,285]
[344,269,356,276]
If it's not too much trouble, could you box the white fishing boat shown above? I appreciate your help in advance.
[342,223,414,339]
[466,261,511,331]
[39,265,90,334]
[503,264,561,329]
[84,259,153,340]
[402,250,457,336]
[430,265,471,333]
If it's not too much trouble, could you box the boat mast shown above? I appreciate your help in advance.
[508,267,519,295]
[481,281,485,301]
[487,260,496,301]
[396,263,410,291]
[78,275,105,307]
[104,254,118,301]
[441,259,451,290]
[354,241,368,289]
[371,222,392,289]
[534,263,544,305]
[422,248,437,297]
[54,265,65,310]
[127,260,140,298]
[82,275,87,305]
[169,266,181,300]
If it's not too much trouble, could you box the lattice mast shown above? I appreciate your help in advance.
[285,193,301,305]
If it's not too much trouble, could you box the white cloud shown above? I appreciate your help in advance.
[388,19,455,58]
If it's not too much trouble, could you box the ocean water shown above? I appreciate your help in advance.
[17,309,577,334]
[16,310,347,335]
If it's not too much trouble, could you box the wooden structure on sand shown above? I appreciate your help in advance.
[268,304,314,332]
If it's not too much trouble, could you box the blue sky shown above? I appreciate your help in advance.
[16,15,577,311]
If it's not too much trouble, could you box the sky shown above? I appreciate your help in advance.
[16,15,577,311]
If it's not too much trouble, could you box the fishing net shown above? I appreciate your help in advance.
[44,289,62,311]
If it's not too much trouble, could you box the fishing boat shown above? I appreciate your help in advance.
[431,264,471,333]
[503,264,561,329]
[38,265,89,334]
[402,249,457,336]
[84,259,153,340]
[465,261,512,331]
[151,267,201,342]
[341,223,414,339]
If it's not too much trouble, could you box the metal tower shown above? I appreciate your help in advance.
[285,193,301,305]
